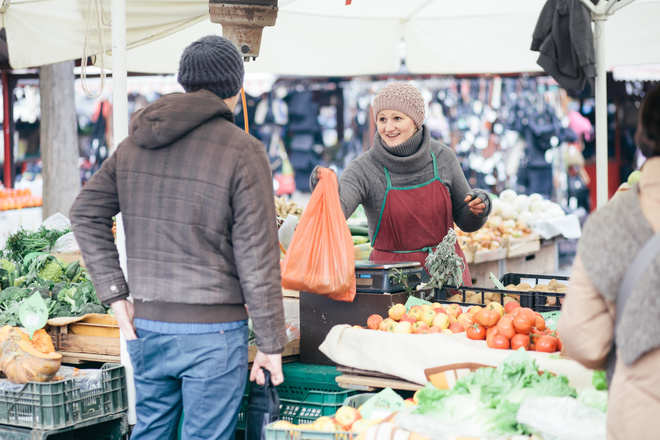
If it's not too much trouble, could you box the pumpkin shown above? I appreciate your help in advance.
[0,325,62,383]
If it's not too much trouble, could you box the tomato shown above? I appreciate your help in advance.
[535,315,546,332]
[513,314,535,334]
[516,307,536,320]
[496,317,516,340]
[503,301,521,314]
[476,309,501,328]
[486,328,499,348]
[492,334,510,350]
[466,323,487,340]
[510,333,530,351]
[536,335,558,353]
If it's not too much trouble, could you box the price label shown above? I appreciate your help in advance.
[19,292,48,340]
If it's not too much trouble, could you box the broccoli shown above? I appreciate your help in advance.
[57,286,78,311]
[13,276,27,287]
[76,303,107,316]
[39,260,63,283]
[0,258,15,273]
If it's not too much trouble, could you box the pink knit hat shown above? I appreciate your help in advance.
[372,82,426,128]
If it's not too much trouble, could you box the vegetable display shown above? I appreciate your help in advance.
[0,254,108,325]
[466,302,562,353]
[0,226,71,262]
[402,351,578,439]
[0,325,62,383]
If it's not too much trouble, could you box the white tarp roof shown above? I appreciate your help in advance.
[3,0,660,77]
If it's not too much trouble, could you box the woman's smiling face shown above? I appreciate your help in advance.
[376,110,417,147]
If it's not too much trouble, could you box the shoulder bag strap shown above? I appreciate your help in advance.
[615,232,660,326]
[607,232,660,385]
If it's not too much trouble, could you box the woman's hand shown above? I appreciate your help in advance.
[464,193,487,215]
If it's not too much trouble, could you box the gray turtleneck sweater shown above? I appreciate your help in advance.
[328,126,491,241]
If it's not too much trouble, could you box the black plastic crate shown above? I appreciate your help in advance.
[501,273,569,313]
[438,273,569,312]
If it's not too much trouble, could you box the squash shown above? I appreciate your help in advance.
[0,325,62,383]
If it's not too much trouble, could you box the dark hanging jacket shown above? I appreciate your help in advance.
[531,0,596,91]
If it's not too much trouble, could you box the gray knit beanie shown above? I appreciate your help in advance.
[372,82,426,128]
[177,35,244,99]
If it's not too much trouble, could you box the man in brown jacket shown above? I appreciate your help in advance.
[69,35,288,440]
[558,83,660,440]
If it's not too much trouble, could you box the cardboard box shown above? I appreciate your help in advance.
[299,290,416,365]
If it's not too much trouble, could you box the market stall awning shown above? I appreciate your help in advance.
[3,0,660,76]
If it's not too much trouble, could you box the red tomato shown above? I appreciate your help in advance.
[510,333,531,351]
[492,335,510,350]
[496,317,516,340]
[486,328,499,348]
[517,307,537,320]
[476,309,501,328]
[536,335,558,353]
[535,316,546,332]
[466,324,487,340]
[513,314,535,334]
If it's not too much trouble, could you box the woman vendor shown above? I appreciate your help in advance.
[311,82,492,286]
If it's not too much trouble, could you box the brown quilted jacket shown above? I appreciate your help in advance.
[69,90,287,354]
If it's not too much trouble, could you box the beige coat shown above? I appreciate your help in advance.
[558,157,660,440]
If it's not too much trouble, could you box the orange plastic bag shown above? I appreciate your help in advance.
[281,168,356,302]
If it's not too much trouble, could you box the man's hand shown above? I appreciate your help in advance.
[250,350,283,386]
[464,193,487,215]
[111,299,137,340]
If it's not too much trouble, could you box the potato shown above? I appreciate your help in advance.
[466,291,483,303]
[532,284,549,291]
[503,296,519,306]
[553,283,568,291]
[548,279,559,289]
[447,293,464,303]
[545,296,557,306]
[505,284,518,291]
[506,293,520,302]
[516,283,532,291]
[555,287,568,293]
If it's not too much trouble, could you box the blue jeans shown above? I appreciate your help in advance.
[126,325,248,440]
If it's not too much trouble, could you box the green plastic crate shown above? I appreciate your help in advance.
[237,363,355,429]
[0,363,127,430]
[265,421,359,440]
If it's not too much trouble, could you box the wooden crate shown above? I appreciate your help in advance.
[505,241,557,275]
[466,259,501,288]
[249,339,300,364]
[506,235,541,258]
[50,315,121,364]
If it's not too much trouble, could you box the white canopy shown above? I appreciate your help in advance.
[4,0,660,76]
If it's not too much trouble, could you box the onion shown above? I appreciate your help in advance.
[491,198,503,216]
[500,203,517,220]
[518,210,535,226]
[499,189,517,204]
[528,193,544,205]
[513,194,530,213]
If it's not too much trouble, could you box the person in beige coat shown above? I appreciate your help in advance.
[558,83,660,440]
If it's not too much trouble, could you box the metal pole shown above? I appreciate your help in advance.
[111,0,135,427]
[2,70,12,189]
[594,17,608,209]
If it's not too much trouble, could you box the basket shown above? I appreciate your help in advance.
[0,363,127,430]
[237,364,355,429]
[265,421,359,440]
[438,273,569,312]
